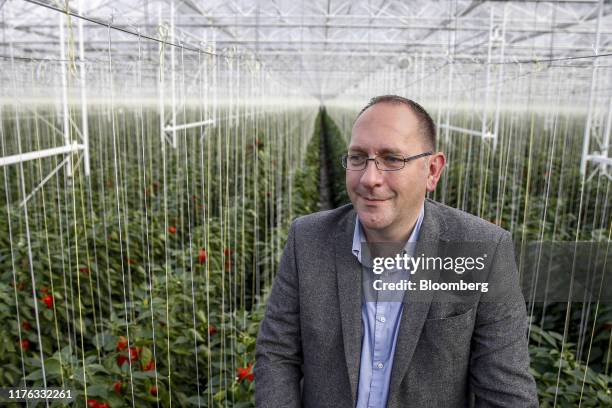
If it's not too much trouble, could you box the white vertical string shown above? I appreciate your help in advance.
[9,21,49,403]
[107,21,137,408]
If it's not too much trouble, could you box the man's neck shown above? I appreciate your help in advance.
[362,209,421,244]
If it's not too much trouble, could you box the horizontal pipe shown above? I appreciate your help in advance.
[164,118,215,132]
[439,124,496,139]
[0,142,84,167]
[586,154,612,166]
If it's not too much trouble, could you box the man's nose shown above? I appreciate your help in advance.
[359,159,384,188]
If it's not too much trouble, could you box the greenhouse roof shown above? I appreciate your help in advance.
[1,0,611,102]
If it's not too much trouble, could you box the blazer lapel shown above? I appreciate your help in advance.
[334,209,362,407]
[388,199,448,403]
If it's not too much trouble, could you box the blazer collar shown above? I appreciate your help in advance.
[334,199,448,406]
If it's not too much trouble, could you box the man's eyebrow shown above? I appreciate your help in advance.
[376,148,402,154]
[348,146,403,154]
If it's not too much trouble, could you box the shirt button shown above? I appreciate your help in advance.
[377,362,384,369]
[378,316,386,323]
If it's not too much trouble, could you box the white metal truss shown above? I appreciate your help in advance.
[438,4,507,150]
[579,0,612,180]
[0,0,90,208]
[3,0,610,96]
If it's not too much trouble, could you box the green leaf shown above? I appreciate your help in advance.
[87,364,109,375]
[44,358,62,376]
[86,384,109,398]
[132,371,157,379]
[24,369,43,381]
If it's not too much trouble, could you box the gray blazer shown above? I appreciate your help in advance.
[255,199,538,407]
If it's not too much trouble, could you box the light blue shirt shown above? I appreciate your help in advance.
[353,206,424,408]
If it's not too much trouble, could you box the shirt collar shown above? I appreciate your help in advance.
[352,204,425,264]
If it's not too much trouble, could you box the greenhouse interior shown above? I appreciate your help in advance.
[0,0,611,406]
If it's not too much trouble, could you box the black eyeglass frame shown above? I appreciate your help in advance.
[341,151,433,171]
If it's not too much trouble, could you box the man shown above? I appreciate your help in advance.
[254,95,538,407]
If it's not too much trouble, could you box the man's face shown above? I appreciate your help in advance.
[347,103,431,239]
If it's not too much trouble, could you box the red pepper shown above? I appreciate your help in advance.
[198,248,207,264]
[143,360,155,372]
[116,336,128,351]
[117,355,128,367]
[236,364,254,383]
[208,325,217,336]
[149,385,158,396]
[21,321,32,331]
[168,226,177,234]
[41,295,54,309]
[128,346,139,361]
[19,339,30,351]
[113,381,123,394]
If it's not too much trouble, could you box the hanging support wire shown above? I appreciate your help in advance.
[158,3,214,148]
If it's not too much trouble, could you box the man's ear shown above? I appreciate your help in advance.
[426,152,446,192]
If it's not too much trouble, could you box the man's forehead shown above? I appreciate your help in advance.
[353,103,419,134]
[350,116,423,149]
[350,124,412,142]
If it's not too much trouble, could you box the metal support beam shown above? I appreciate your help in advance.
[601,89,612,173]
[170,0,177,148]
[481,9,494,148]
[0,143,85,167]
[58,8,72,177]
[580,0,604,176]
[78,0,90,176]
[439,124,496,139]
[585,155,612,166]
[158,3,166,148]
[163,119,215,132]
[492,4,508,152]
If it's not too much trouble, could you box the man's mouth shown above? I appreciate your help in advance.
[361,196,388,203]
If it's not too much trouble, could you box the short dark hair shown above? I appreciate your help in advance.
[357,95,436,149]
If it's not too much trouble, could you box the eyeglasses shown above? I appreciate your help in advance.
[341,151,433,171]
